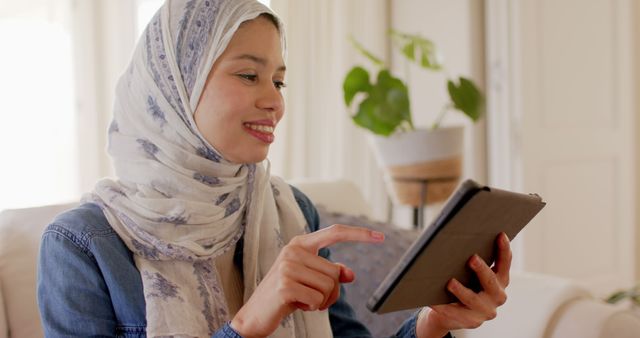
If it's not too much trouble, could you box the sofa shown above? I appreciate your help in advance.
[1,179,639,337]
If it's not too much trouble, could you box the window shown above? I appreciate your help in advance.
[0,1,79,210]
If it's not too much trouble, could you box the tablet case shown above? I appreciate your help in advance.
[367,179,546,314]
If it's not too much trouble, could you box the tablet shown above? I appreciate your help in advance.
[367,179,546,314]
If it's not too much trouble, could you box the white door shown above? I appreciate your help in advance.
[486,0,637,296]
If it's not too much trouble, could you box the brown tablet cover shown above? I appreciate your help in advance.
[367,179,546,314]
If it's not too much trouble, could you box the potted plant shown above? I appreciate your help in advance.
[343,30,484,208]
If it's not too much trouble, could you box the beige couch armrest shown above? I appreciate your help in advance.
[452,272,640,338]
[549,298,640,338]
[452,272,590,338]
[0,203,77,338]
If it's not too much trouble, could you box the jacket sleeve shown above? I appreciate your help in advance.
[37,223,232,338]
[38,224,120,337]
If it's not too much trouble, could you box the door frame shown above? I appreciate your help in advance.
[484,0,527,269]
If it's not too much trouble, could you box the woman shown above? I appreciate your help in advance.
[37,0,510,337]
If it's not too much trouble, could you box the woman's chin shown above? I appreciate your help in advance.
[227,151,269,165]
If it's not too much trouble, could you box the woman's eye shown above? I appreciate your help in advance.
[237,74,285,90]
[238,74,257,82]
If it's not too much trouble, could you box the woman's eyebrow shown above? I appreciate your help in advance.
[233,54,286,71]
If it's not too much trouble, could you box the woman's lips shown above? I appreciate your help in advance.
[243,122,275,144]
[245,119,275,126]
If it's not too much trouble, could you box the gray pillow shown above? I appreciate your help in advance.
[317,207,419,337]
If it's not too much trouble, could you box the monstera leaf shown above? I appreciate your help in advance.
[344,68,412,136]
[390,30,442,71]
[447,77,484,122]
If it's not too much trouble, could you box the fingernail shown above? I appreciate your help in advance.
[370,231,385,240]
[448,279,459,291]
[502,233,509,242]
[471,255,480,268]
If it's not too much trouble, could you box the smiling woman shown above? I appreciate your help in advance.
[37,1,380,337]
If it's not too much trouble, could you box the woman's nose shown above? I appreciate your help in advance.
[256,82,283,113]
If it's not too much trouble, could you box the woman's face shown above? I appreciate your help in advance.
[194,16,285,164]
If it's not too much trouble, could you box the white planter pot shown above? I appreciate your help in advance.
[370,126,464,206]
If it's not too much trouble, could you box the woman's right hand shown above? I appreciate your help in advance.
[230,224,385,338]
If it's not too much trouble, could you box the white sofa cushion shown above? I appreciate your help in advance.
[289,179,374,219]
[0,203,76,338]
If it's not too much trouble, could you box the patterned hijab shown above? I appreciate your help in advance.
[83,0,332,337]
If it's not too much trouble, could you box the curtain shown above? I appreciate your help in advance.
[269,0,391,221]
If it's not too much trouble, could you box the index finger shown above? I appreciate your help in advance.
[492,232,512,286]
[292,224,385,253]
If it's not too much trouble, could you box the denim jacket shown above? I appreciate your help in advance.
[37,187,451,338]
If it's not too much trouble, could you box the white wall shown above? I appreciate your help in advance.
[390,0,487,182]
[389,0,487,225]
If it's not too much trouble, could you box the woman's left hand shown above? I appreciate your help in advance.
[416,232,512,338]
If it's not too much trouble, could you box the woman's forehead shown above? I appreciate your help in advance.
[228,54,287,71]
[219,18,284,66]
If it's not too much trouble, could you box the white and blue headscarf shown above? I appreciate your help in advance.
[83,0,332,337]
